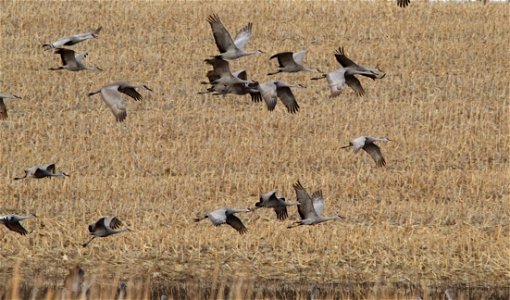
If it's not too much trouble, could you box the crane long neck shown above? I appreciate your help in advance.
[49,172,68,177]
[320,215,340,222]
[230,208,249,214]
[304,66,320,72]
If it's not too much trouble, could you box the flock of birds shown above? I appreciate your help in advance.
[198,13,386,114]
[194,180,345,234]
[1,6,404,243]
[2,178,341,238]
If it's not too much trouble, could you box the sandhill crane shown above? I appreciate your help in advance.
[0,214,36,235]
[200,80,261,102]
[252,81,304,114]
[0,93,21,120]
[217,73,261,102]
[83,216,130,247]
[252,191,299,221]
[14,163,69,180]
[288,181,342,228]
[194,208,251,234]
[308,190,325,217]
[43,26,102,49]
[88,81,152,122]
[397,0,410,7]
[268,50,321,75]
[203,57,249,86]
[49,48,102,72]
[207,14,263,60]
[340,136,391,167]
[200,61,261,101]
[311,47,385,97]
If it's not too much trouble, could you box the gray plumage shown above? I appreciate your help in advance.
[288,181,342,228]
[253,191,299,221]
[203,57,249,86]
[43,26,102,49]
[83,216,130,247]
[49,48,102,72]
[268,49,321,75]
[311,47,385,97]
[14,163,69,180]
[252,81,304,113]
[340,136,391,167]
[207,14,263,60]
[88,81,152,122]
[194,208,251,234]
[200,59,261,101]
[0,214,36,235]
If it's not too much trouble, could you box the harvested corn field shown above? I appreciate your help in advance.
[0,0,508,299]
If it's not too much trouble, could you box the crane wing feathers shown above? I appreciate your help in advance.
[363,143,386,167]
[33,168,49,178]
[43,163,56,173]
[207,14,235,53]
[233,22,252,50]
[293,181,318,220]
[397,0,411,7]
[118,87,143,101]
[101,87,127,122]
[232,70,247,81]
[271,52,294,68]
[206,70,221,84]
[311,190,325,216]
[276,86,300,114]
[292,50,307,65]
[250,92,262,103]
[226,214,247,234]
[274,206,288,221]
[260,86,277,111]
[108,217,123,229]
[55,48,77,66]
[344,74,365,96]
[5,221,28,235]
[51,37,72,47]
[335,47,357,67]
[205,58,232,76]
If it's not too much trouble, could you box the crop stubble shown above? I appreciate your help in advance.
[0,0,508,294]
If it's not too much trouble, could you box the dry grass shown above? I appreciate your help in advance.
[0,0,509,298]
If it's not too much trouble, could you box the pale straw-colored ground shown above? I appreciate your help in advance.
[0,0,508,298]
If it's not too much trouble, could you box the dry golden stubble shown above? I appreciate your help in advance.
[0,0,508,297]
